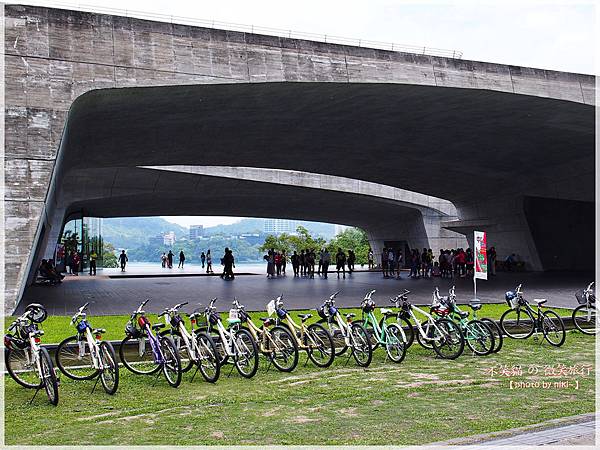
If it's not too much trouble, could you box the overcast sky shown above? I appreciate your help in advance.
[25,0,596,228]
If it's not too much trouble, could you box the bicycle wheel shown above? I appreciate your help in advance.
[160,335,182,387]
[55,335,98,380]
[542,310,566,347]
[432,319,465,360]
[383,323,406,363]
[464,320,495,356]
[317,318,348,356]
[99,341,119,395]
[572,304,596,335]
[349,322,373,367]
[39,347,59,406]
[268,326,299,372]
[160,329,193,373]
[306,323,335,368]
[500,308,535,339]
[416,321,435,349]
[119,334,161,375]
[5,346,42,388]
[194,332,221,383]
[233,328,259,378]
[481,318,504,353]
[380,316,414,348]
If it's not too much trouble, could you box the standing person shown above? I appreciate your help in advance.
[291,251,300,277]
[66,251,73,275]
[317,250,323,276]
[347,250,356,273]
[381,247,388,278]
[368,248,374,270]
[387,249,395,277]
[336,248,347,279]
[223,248,235,280]
[395,249,403,279]
[89,250,97,276]
[178,250,185,268]
[281,250,287,275]
[299,250,306,277]
[200,251,206,269]
[118,250,128,272]
[167,250,174,269]
[161,252,167,268]
[264,250,275,278]
[427,249,434,278]
[206,250,213,274]
[307,250,315,279]
[465,248,474,276]
[488,246,497,276]
[71,251,80,275]
[321,248,331,279]
[275,252,282,277]
[439,249,446,278]
[421,248,428,278]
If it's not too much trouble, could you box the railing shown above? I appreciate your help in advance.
[5,0,464,59]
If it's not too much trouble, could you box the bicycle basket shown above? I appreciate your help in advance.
[18,324,38,340]
[317,304,328,320]
[238,308,249,323]
[329,305,338,316]
[209,312,220,326]
[505,291,518,308]
[25,303,47,323]
[362,300,375,313]
[125,323,141,338]
[4,333,28,350]
[276,307,288,319]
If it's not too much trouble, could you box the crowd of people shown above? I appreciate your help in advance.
[263,248,357,279]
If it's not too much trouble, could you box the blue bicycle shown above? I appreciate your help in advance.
[119,299,182,387]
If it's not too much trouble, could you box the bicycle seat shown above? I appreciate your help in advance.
[380,308,394,315]
[469,303,482,311]
[534,298,547,305]
[152,323,165,331]
[259,317,271,322]
[188,312,202,320]
[298,313,312,321]
[457,311,469,319]
[345,313,356,319]
[227,318,241,325]
[92,328,106,334]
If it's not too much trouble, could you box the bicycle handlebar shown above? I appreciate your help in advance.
[364,289,376,300]
[232,298,245,309]
[329,291,340,300]
[586,282,595,292]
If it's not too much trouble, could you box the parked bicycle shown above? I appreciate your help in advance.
[356,290,406,363]
[316,291,373,367]
[273,295,335,368]
[500,284,566,346]
[119,299,182,387]
[231,298,299,372]
[159,302,220,383]
[433,287,495,356]
[5,303,59,405]
[55,302,119,394]
[573,282,596,335]
[385,289,465,359]
[204,298,259,378]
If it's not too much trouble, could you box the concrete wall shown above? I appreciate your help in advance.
[3,4,595,313]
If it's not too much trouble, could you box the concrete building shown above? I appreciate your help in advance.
[264,219,297,235]
[163,232,176,246]
[189,225,204,240]
[3,4,594,313]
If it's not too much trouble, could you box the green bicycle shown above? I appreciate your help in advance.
[357,290,407,363]
[433,287,496,356]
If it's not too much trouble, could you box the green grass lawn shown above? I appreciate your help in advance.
[4,329,594,446]
[5,303,572,345]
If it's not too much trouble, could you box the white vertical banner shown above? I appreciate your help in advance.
[474,231,488,281]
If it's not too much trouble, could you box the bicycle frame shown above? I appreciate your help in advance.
[71,304,108,371]
[405,304,445,342]
[205,298,245,358]
[274,297,319,349]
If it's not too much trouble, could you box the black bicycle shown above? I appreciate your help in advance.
[572,282,596,335]
[500,284,566,346]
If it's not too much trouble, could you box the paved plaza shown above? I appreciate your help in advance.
[18,265,592,316]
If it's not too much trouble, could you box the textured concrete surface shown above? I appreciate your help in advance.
[16,268,591,316]
[3,4,595,313]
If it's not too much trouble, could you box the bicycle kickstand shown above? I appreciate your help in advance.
[28,385,42,405]
[91,374,101,393]
[151,366,163,386]
[227,359,236,378]
[343,350,353,367]
[190,363,200,383]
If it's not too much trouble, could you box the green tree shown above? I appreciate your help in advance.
[103,242,118,268]
[328,228,370,264]
[260,226,327,255]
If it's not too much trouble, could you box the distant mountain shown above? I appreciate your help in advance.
[103,217,188,249]
[204,218,265,235]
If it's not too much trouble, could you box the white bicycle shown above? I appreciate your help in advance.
[5,303,59,405]
[55,302,119,394]
[159,301,221,383]
[204,298,259,378]
[573,282,596,335]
